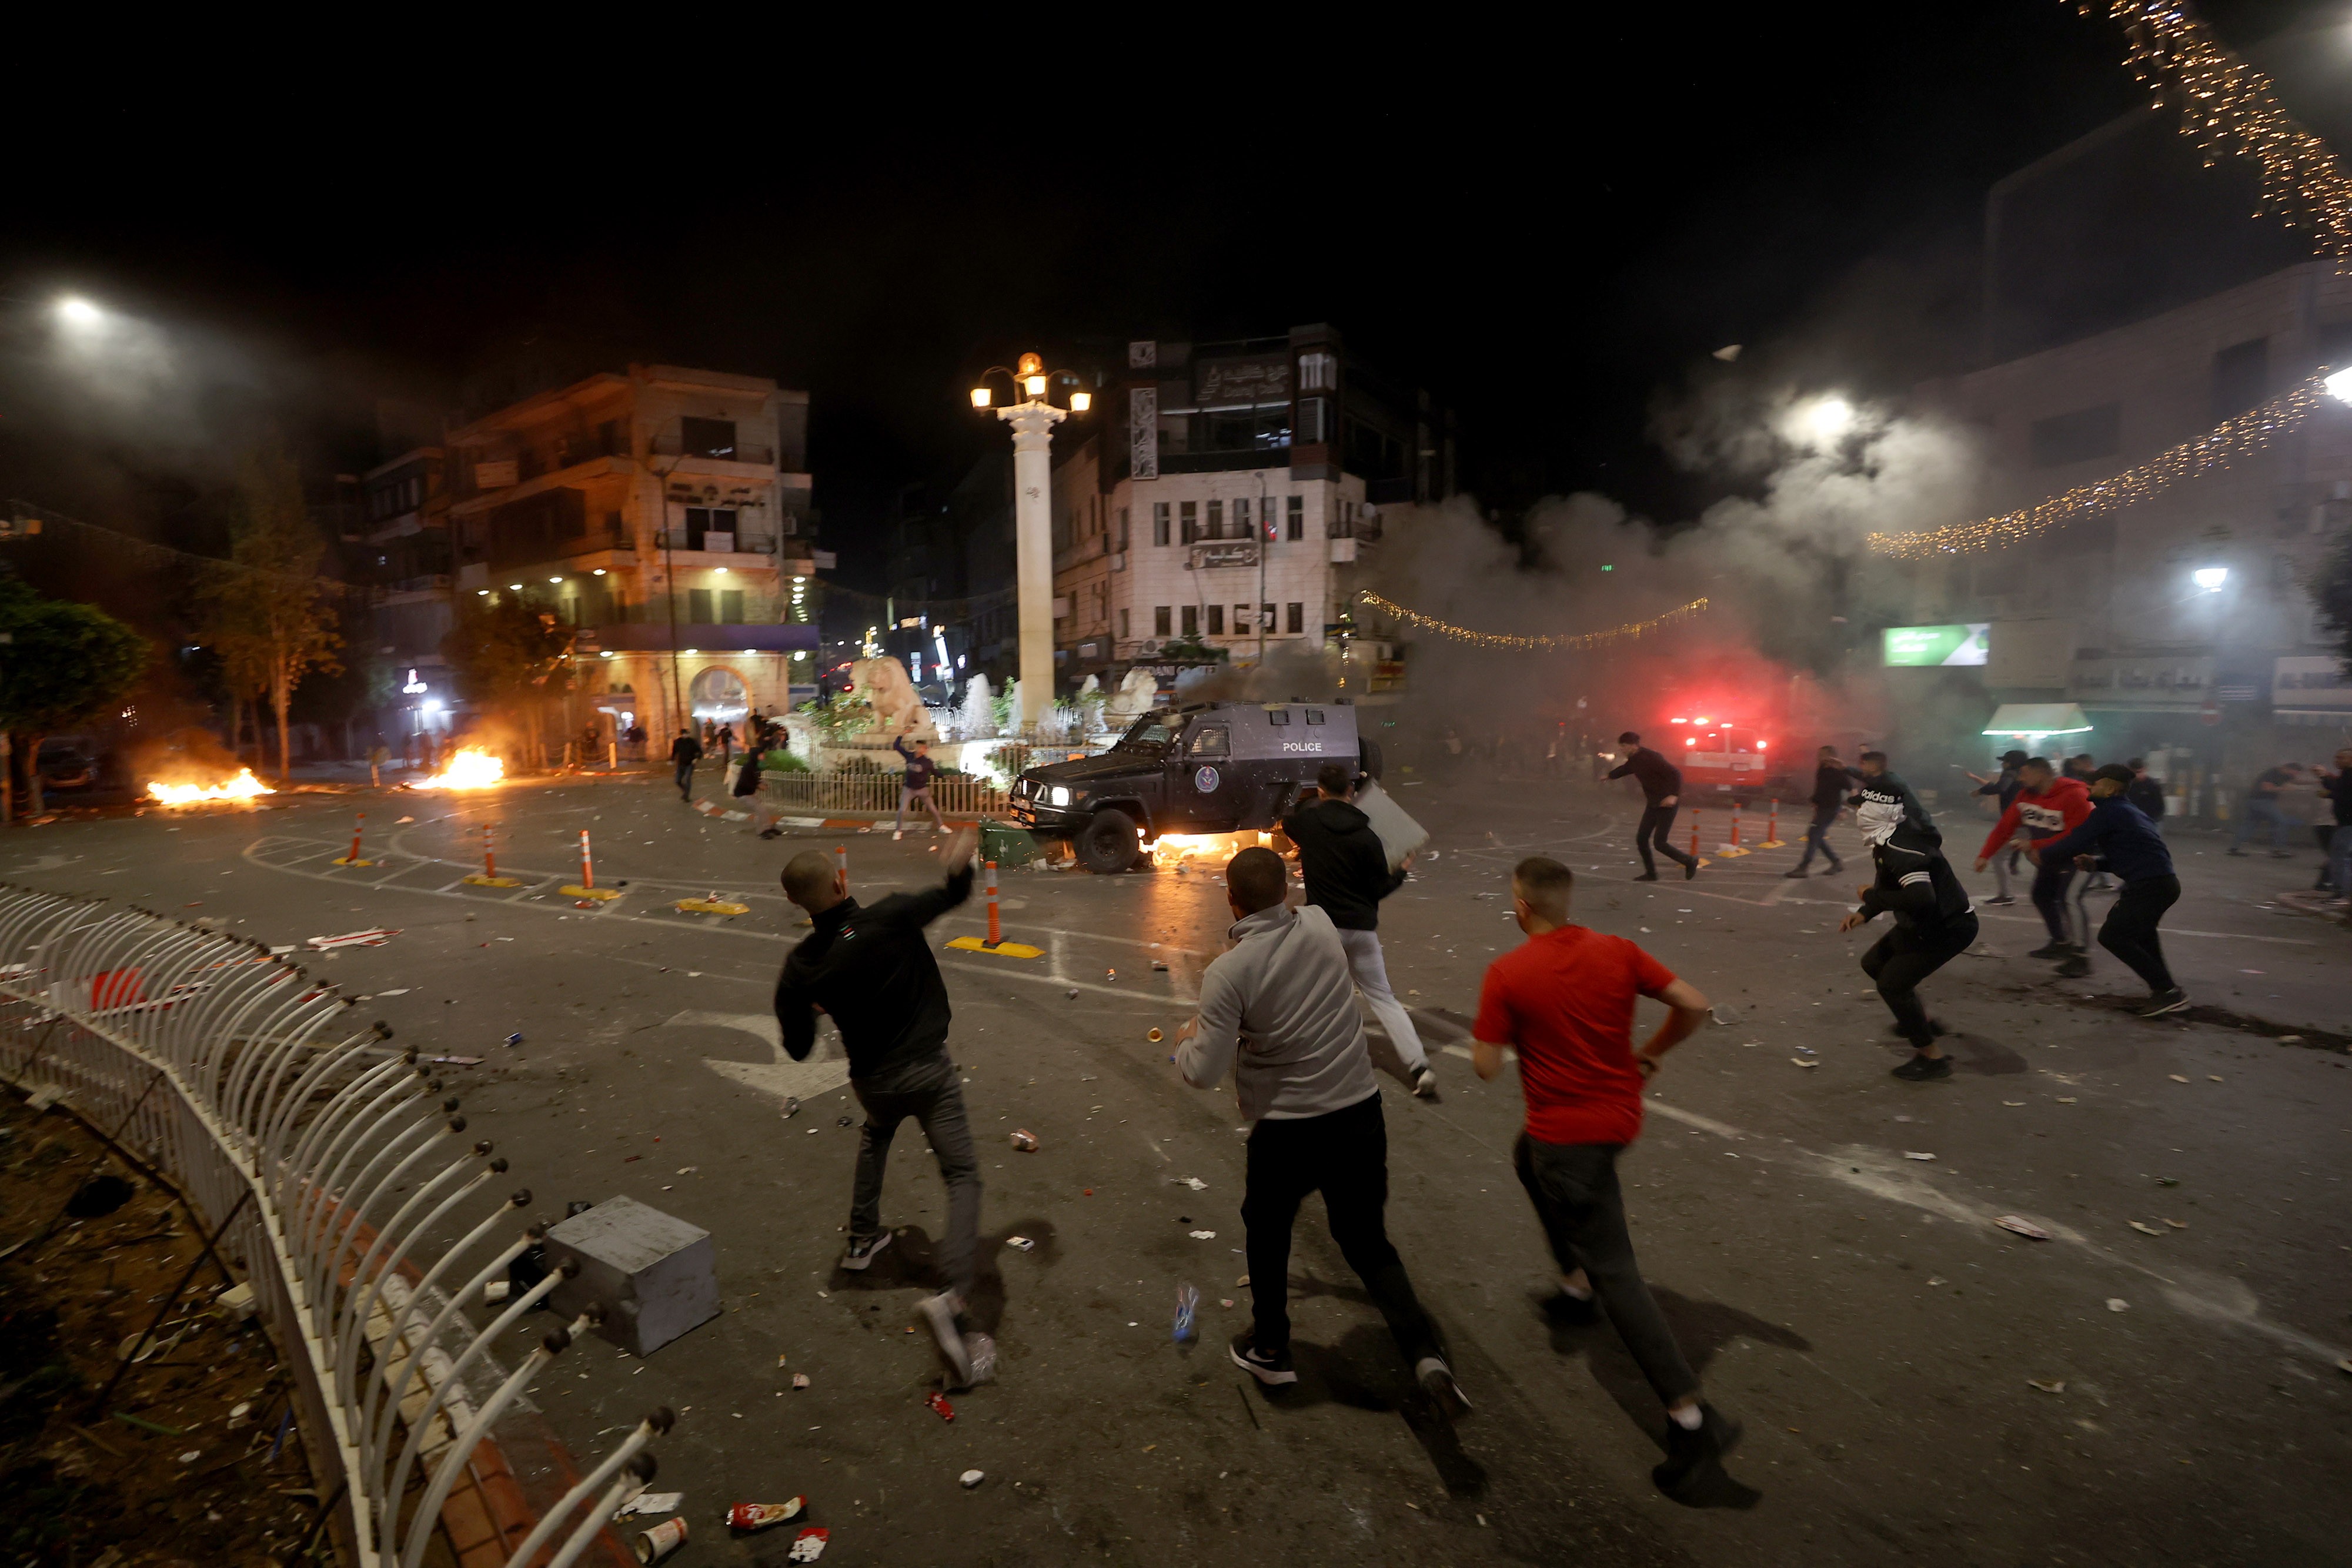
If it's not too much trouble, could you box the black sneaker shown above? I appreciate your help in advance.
[1228,1332,1297,1386]
[1892,1054,1953,1082]
[2026,942,2071,960]
[2139,987,2190,1018]
[1654,1403,1743,1503]
[1983,894,2016,906]
[1633,872,1659,882]
[1683,861,1699,880]
[1534,1285,1599,1326]
[1819,864,1845,877]
[1781,868,1810,879]
[1415,1356,1472,1420]
[840,1231,892,1271]
[2054,955,2090,978]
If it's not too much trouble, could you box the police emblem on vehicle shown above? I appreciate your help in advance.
[1194,765,1220,793]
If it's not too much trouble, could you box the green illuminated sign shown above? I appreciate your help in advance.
[1883,623,1989,667]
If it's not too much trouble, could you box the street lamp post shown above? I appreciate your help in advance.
[971,354,1090,735]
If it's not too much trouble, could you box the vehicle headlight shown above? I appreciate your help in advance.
[1050,786,1071,807]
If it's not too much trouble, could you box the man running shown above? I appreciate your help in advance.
[2227,761,2301,858]
[1785,746,1856,878]
[1470,855,1740,1502]
[893,734,947,840]
[1840,793,1978,1079]
[1965,750,2030,904]
[669,727,703,801]
[1608,731,1698,881]
[776,827,991,1388]
[2028,764,2186,1012]
[1178,847,1468,1419]
[1975,757,2092,961]
[1853,750,1933,830]
[1281,761,1439,1097]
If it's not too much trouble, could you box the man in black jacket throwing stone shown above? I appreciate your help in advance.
[1837,795,1977,1082]
[776,826,992,1388]
[1281,761,1438,1097]
[1608,732,1699,881]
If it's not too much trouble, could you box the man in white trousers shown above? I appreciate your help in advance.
[1280,761,1438,1098]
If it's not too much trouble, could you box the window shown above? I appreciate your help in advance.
[1153,503,1170,546]
[1298,351,1337,391]
[1181,501,1199,544]
[688,588,714,621]
[680,417,737,460]
[1155,605,1172,637]
[1304,708,1325,724]
[1261,602,1275,630]
[1287,496,1304,541]
[2213,337,2268,420]
[1118,507,1130,550]
[1267,707,1291,725]
[681,507,739,549]
[2030,404,2120,467]
[719,589,744,623]
[1118,608,1130,639]
[1287,601,1304,633]
[1188,725,1230,758]
[1207,499,1223,539]
[1297,397,1330,444]
[1233,497,1250,538]
[1207,604,1224,635]
[1181,604,1198,636]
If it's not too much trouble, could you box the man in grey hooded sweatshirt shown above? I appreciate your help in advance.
[1176,846,1468,1417]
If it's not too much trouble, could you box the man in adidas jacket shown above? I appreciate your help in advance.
[1973,757,2092,958]
[1840,797,1979,1082]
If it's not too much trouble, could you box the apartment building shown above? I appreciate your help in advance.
[1901,86,2352,813]
[443,365,818,738]
[355,446,454,747]
[1048,324,1453,683]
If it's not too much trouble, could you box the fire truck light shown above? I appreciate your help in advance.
[1694,716,1709,724]
[1756,741,1766,750]
[1685,737,1696,746]
[1670,716,1687,724]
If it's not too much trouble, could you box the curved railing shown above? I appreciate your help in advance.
[0,886,670,1568]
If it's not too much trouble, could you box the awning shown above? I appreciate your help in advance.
[1982,703,2093,738]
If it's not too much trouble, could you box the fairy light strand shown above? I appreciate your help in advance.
[1353,591,1710,651]
[1869,375,2324,559]
[2078,1,2352,263]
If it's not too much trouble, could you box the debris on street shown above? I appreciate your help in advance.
[1996,1215,2053,1240]
[305,927,399,950]
[926,1391,956,1422]
[2027,1379,2066,1394]
[961,1469,985,1489]
[727,1499,807,1532]
[787,1527,830,1562]
[1010,1129,1039,1151]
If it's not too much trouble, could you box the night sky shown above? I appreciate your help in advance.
[0,2,2325,593]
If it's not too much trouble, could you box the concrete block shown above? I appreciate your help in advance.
[544,1196,718,1356]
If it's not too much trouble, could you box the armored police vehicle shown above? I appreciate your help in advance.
[1010,699,1377,872]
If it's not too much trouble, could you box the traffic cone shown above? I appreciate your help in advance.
[332,811,375,867]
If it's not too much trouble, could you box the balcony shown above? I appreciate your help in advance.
[654,530,779,556]
[650,434,776,469]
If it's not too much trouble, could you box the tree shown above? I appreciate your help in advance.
[203,448,341,780]
[440,596,568,762]
[0,577,149,818]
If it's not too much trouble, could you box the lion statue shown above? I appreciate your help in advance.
[849,657,937,741]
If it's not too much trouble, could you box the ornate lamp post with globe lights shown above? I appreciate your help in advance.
[970,354,1091,735]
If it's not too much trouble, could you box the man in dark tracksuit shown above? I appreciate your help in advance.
[1280,761,1438,1096]
[1853,750,1935,831]
[1608,731,1698,881]
[669,727,703,801]
[1786,747,1857,877]
[2031,765,2185,1012]
[776,827,992,1388]
[1839,797,1978,1082]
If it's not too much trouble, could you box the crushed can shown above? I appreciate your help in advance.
[1172,1283,1198,1343]
[926,1390,956,1422]
[633,1516,687,1564]
[1010,1129,1038,1152]
[727,1498,806,1532]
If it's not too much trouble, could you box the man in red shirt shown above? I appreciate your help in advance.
[1973,757,2092,960]
[1472,855,1741,1504]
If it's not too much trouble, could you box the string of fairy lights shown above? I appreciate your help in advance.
[2080,0,2352,263]
[1354,590,1709,651]
[1872,6,2352,559]
[1869,375,2327,559]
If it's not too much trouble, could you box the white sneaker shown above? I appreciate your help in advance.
[893,830,904,841]
[917,1292,973,1386]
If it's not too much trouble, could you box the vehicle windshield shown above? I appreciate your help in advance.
[1114,716,1184,752]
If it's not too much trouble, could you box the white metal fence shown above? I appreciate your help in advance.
[0,887,667,1568]
[754,770,1011,817]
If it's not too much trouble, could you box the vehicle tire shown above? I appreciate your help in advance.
[1358,738,1384,782]
[1075,808,1141,874]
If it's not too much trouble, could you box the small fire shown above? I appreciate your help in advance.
[1148,830,1269,869]
[417,748,506,790]
[149,768,275,806]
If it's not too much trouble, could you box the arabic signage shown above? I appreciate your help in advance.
[1190,542,1258,570]
[1882,623,1989,667]
[1194,356,1288,407]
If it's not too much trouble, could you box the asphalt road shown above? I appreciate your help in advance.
[7,765,2348,1567]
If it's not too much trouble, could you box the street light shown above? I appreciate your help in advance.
[968,351,1094,734]
[2193,566,2229,591]
[53,296,104,329]
[2327,367,2352,403]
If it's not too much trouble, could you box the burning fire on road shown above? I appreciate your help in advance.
[415,748,506,790]
[1148,830,1272,869]
[148,768,274,806]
